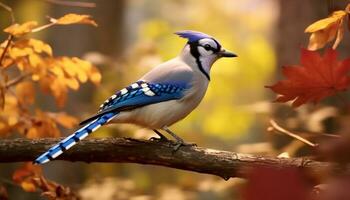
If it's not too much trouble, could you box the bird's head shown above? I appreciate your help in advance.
[175,30,236,80]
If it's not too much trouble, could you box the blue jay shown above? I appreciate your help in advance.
[34,30,236,164]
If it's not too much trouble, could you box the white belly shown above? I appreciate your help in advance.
[111,66,209,129]
[111,97,199,129]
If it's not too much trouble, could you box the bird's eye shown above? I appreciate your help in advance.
[204,44,211,50]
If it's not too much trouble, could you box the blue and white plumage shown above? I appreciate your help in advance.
[34,30,237,164]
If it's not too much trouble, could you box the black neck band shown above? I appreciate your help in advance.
[188,42,210,81]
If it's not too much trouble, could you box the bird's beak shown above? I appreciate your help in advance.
[218,49,237,58]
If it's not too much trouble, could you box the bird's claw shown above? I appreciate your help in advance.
[172,141,196,152]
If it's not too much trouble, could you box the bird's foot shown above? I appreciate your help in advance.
[172,140,197,152]
[151,129,171,143]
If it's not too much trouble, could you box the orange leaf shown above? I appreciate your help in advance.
[89,66,102,85]
[50,79,68,107]
[12,163,42,193]
[8,46,34,59]
[14,39,52,56]
[28,53,42,68]
[305,11,347,50]
[27,39,52,56]
[30,110,61,138]
[21,180,37,192]
[54,13,97,27]
[4,21,38,37]
[13,163,42,183]
[16,81,35,105]
[53,112,78,128]
[7,116,18,126]
[266,49,350,107]
[65,77,80,90]
[26,127,39,139]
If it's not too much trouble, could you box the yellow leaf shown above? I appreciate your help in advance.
[28,53,42,68]
[89,66,101,85]
[13,39,52,56]
[305,10,347,50]
[50,79,68,107]
[21,180,36,192]
[8,116,18,126]
[27,39,52,56]
[50,66,64,77]
[9,47,33,58]
[26,127,39,139]
[305,11,346,32]
[54,14,97,27]
[4,21,38,37]
[31,74,40,81]
[71,57,100,83]
[16,81,35,105]
[54,113,78,128]
[16,59,29,71]
[31,111,61,138]
[65,77,80,90]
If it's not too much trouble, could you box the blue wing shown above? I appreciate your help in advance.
[34,80,189,164]
[79,80,189,125]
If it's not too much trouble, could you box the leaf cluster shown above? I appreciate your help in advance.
[0,10,100,198]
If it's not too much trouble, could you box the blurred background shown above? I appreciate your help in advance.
[1,0,348,199]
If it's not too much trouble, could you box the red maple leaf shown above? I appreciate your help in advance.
[242,167,311,200]
[266,48,350,107]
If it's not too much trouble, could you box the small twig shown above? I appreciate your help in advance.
[298,130,341,139]
[319,133,341,138]
[269,119,317,147]
[0,2,15,24]
[0,35,14,67]
[5,73,31,88]
[0,2,15,66]
[0,2,15,82]
[31,22,55,33]
[45,0,96,8]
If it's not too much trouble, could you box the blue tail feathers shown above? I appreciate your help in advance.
[34,112,118,164]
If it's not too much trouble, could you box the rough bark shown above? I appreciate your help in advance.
[0,138,335,180]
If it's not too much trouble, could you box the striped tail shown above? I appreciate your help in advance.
[34,112,118,164]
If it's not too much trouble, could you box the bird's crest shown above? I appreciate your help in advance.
[175,30,213,42]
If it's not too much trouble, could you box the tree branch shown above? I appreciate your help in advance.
[0,138,334,179]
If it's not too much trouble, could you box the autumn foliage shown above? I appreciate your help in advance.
[264,3,350,199]
[0,12,100,197]
[0,13,100,139]
[2,1,350,200]
[268,4,350,107]
[304,4,350,50]
[267,49,350,107]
